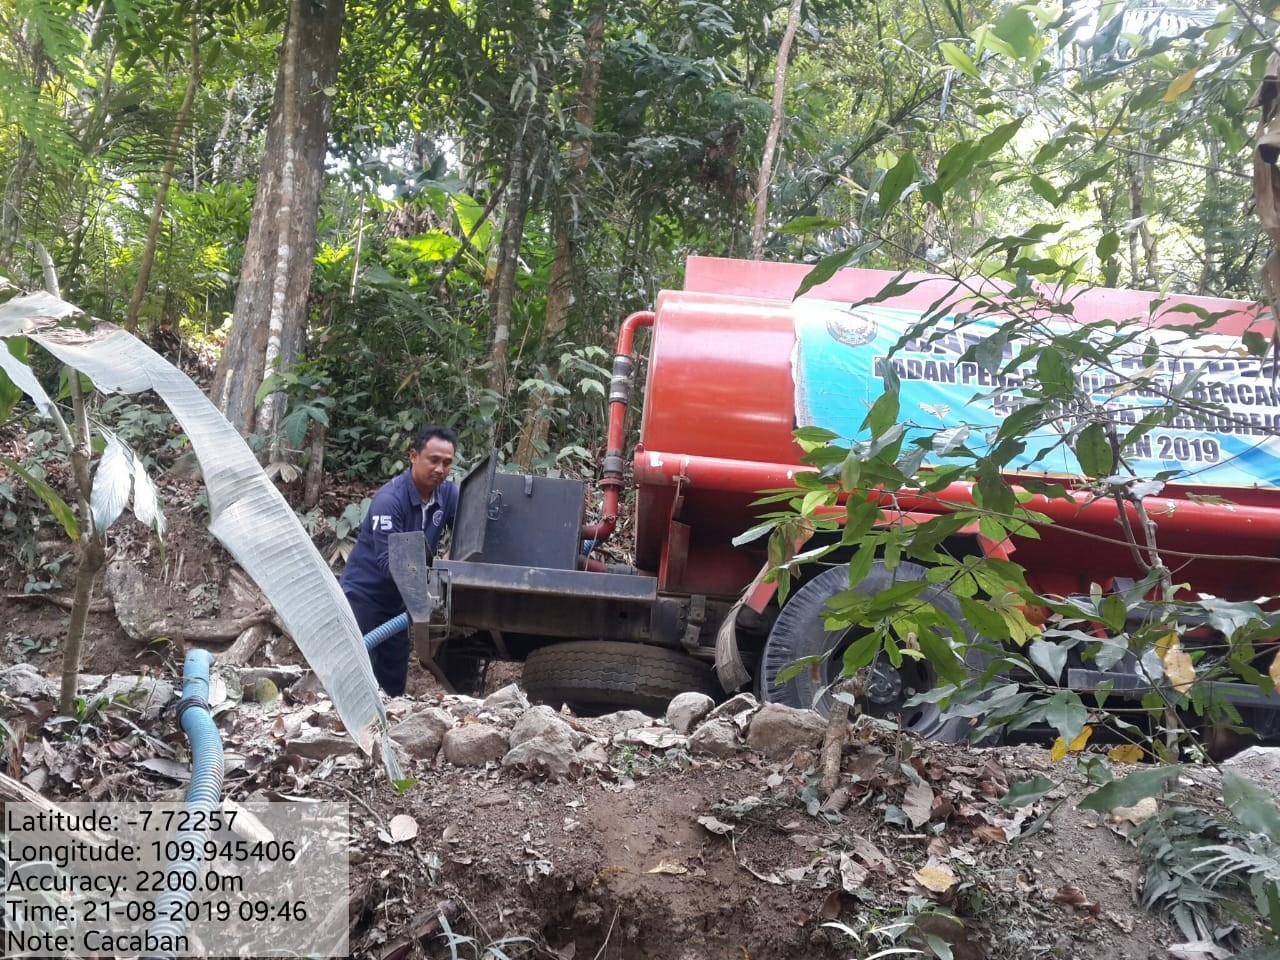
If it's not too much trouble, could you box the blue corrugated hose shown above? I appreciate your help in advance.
[142,649,223,959]
[363,611,409,649]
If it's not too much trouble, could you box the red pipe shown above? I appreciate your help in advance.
[581,311,655,545]
[632,450,1280,543]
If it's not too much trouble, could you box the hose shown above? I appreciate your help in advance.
[143,649,223,959]
[363,612,409,650]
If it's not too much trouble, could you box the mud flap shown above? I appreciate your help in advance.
[714,599,752,691]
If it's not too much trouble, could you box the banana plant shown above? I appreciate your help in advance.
[0,283,399,778]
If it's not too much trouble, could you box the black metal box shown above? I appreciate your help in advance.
[450,452,584,570]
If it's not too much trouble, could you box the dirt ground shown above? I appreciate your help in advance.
[1,513,1276,960]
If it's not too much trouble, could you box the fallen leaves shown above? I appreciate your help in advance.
[913,862,958,895]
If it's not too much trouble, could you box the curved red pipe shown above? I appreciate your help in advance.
[581,310,655,546]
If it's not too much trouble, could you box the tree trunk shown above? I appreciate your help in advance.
[749,0,804,260]
[487,134,535,401]
[514,0,608,468]
[211,0,345,437]
[125,9,202,333]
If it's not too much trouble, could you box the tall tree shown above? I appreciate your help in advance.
[211,0,345,439]
[750,0,803,260]
[514,0,608,467]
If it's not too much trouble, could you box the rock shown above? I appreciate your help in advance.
[510,706,576,749]
[285,732,360,760]
[444,695,486,719]
[442,724,509,767]
[392,708,454,761]
[90,675,175,720]
[0,663,57,700]
[746,703,827,759]
[483,684,529,712]
[666,692,715,734]
[707,692,759,722]
[502,736,581,780]
[577,741,610,765]
[689,718,740,758]
[591,709,654,736]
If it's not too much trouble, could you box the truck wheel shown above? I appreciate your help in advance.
[523,641,716,717]
[759,561,986,742]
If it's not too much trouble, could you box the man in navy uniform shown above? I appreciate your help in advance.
[341,425,459,695]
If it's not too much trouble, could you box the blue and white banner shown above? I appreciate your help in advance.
[792,300,1280,489]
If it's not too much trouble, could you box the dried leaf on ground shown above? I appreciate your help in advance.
[903,778,935,828]
[972,822,1007,844]
[839,852,868,893]
[913,862,957,894]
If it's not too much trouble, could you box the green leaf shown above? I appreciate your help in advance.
[846,543,876,587]
[1074,423,1113,478]
[774,655,823,686]
[938,41,979,78]
[778,215,844,235]
[1000,774,1057,808]
[1223,772,1280,843]
[1096,232,1120,261]
[1028,175,1059,206]
[1242,331,1269,357]
[1043,690,1087,742]
[1028,638,1067,682]
[1035,350,1074,397]
[1,456,79,540]
[991,6,1039,60]
[878,151,920,212]
[794,425,840,444]
[958,596,1010,641]
[795,247,861,299]
[1078,765,1180,813]
[255,372,285,407]
[863,390,900,439]
[914,625,966,686]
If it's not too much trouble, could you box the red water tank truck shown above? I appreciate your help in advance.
[389,256,1280,742]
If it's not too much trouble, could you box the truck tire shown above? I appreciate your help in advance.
[523,641,716,716]
[759,561,987,742]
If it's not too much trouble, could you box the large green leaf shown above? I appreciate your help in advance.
[0,456,79,539]
[18,311,395,776]
[1078,765,1181,812]
[1223,772,1280,843]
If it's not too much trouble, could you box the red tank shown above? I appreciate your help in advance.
[632,257,1280,603]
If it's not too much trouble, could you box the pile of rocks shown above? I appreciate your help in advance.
[388,684,830,780]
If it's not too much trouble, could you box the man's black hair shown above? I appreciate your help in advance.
[412,425,458,450]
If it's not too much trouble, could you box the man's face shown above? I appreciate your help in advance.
[410,437,455,497]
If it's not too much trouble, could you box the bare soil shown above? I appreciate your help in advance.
[0,512,1273,960]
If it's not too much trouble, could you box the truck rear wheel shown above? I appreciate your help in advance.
[523,641,716,716]
[759,561,986,742]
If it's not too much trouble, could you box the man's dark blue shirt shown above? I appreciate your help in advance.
[340,469,459,622]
